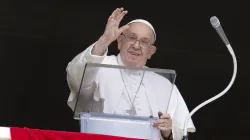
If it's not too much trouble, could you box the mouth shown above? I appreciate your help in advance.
[129,51,140,56]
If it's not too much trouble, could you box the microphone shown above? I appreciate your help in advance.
[210,16,235,56]
[210,16,230,46]
[182,16,238,140]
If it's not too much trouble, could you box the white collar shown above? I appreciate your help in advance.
[117,54,143,76]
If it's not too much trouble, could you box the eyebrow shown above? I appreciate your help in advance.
[127,32,151,39]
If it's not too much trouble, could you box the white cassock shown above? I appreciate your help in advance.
[66,42,196,140]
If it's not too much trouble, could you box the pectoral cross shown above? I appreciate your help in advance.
[126,106,136,116]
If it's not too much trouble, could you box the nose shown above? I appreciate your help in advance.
[132,40,140,49]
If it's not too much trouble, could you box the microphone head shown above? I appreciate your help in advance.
[210,16,220,27]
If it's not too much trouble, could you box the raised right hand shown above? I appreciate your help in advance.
[102,7,129,44]
[92,8,129,56]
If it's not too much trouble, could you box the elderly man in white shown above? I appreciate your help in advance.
[66,8,195,140]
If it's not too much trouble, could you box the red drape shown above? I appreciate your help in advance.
[10,127,145,140]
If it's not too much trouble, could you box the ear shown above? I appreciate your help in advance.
[117,35,124,50]
[147,45,157,59]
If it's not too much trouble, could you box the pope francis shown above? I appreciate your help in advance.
[66,7,195,140]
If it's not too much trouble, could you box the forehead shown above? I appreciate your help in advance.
[126,22,154,39]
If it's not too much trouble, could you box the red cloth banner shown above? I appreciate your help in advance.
[10,127,146,140]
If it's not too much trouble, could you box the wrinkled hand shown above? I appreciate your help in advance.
[102,7,129,44]
[153,112,172,138]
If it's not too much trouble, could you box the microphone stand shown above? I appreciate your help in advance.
[182,16,238,140]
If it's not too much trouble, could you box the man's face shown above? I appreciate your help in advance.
[118,22,156,67]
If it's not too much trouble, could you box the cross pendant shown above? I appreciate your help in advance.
[126,107,136,116]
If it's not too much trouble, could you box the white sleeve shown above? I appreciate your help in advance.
[0,127,10,140]
[171,85,196,140]
[66,42,108,111]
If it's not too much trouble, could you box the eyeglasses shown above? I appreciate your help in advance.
[122,33,153,48]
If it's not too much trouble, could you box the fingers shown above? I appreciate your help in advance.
[109,8,118,20]
[118,25,129,34]
[153,119,169,126]
[158,126,170,131]
[160,113,171,119]
[109,8,125,20]
[152,113,172,127]
[158,112,170,119]
[156,123,165,127]
[158,112,163,118]
[117,10,128,23]
[113,8,123,19]
[154,113,172,136]
[153,119,172,130]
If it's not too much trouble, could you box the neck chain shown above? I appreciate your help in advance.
[116,58,145,116]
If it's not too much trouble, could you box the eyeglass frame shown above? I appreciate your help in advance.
[121,32,154,49]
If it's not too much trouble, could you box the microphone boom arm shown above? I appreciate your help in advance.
[182,17,237,139]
